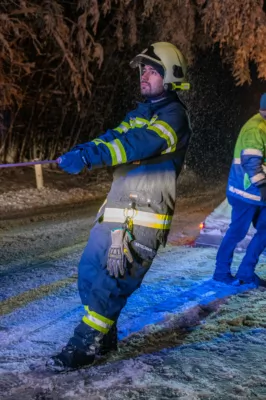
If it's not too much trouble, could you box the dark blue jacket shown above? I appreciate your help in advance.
[79,92,192,245]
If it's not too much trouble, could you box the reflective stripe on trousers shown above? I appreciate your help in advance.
[83,305,115,334]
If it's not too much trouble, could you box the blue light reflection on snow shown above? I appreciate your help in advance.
[1,245,265,365]
[117,246,260,339]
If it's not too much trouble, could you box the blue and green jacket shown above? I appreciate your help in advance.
[227,113,266,205]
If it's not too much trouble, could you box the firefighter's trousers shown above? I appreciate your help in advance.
[78,221,158,333]
[214,196,266,282]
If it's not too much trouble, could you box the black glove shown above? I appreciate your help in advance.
[259,183,266,202]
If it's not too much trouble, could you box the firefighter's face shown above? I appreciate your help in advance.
[140,65,164,97]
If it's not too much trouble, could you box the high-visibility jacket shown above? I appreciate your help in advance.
[79,92,192,245]
[227,113,266,205]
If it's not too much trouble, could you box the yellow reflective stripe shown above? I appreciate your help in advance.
[84,305,114,327]
[92,139,117,165]
[135,221,171,229]
[82,315,109,334]
[129,117,149,128]
[97,198,107,214]
[242,149,263,157]
[147,125,172,148]
[135,122,146,128]
[92,139,103,146]
[113,121,130,134]
[228,185,261,201]
[135,117,149,126]
[155,120,177,145]
[113,139,127,163]
[162,145,176,154]
[113,127,124,134]
[106,143,117,165]
[251,173,266,184]
[103,208,172,229]
[109,140,122,164]
[105,208,172,221]
[92,138,126,165]
[150,114,158,124]
[122,121,130,129]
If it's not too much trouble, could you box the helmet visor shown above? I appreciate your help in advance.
[130,54,164,70]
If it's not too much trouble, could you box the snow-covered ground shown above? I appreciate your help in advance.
[196,199,260,253]
[1,243,266,399]
[1,171,266,399]
[0,167,111,215]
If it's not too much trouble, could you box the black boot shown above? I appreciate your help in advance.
[99,323,118,355]
[47,321,117,371]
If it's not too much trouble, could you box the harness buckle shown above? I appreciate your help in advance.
[124,207,136,219]
[123,200,137,232]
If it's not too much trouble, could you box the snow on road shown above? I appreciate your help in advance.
[1,243,266,399]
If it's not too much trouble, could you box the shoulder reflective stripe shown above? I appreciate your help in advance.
[122,121,130,129]
[233,158,241,164]
[113,127,124,134]
[155,120,178,145]
[103,208,172,229]
[135,117,149,126]
[251,173,266,184]
[135,122,146,128]
[130,117,147,128]
[242,149,263,157]
[92,139,103,146]
[228,185,261,201]
[114,121,130,134]
[150,114,158,124]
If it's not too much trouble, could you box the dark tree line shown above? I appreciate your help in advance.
[0,0,265,163]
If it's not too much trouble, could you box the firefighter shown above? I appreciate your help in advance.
[48,42,192,371]
[213,93,266,286]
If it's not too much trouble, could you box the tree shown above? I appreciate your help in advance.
[0,0,265,162]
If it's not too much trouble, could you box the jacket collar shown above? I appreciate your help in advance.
[136,92,180,113]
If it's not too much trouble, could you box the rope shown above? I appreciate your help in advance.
[0,160,58,169]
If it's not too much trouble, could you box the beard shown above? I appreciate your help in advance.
[140,82,164,98]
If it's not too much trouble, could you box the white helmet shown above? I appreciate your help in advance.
[130,42,190,91]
